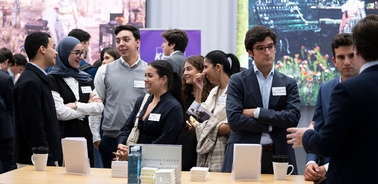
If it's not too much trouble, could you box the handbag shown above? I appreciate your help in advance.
[126,94,150,145]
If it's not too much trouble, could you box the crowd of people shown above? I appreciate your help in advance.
[1,14,378,183]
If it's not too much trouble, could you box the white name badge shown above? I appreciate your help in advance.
[134,81,145,88]
[148,113,161,122]
[81,86,92,93]
[218,97,226,106]
[272,87,286,96]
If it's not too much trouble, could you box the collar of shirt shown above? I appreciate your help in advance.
[120,56,141,68]
[360,60,378,74]
[29,62,47,75]
[7,68,14,78]
[253,63,275,77]
[169,51,181,57]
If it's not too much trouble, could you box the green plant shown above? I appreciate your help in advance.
[275,46,337,106]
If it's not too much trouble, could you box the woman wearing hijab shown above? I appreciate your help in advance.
[48,36,104,167]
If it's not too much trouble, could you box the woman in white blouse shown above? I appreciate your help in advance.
[48,36,103,166]
[190,50,240,172]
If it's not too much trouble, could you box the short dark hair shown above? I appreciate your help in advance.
[352,14,378,62]
[244,25,277,53]
[161,29,188,53]
[24,32,51,60]
[0,54,6,63]
[331,33,353,58]
[0,47,15,65]
[13,54,28,66]
[68,28,91,42]
[114,25,140,40]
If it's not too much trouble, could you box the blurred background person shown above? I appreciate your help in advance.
[9,54,28,84]
[0,52,17,173]
[101,47,121,66]
[48,36,104,167]
[339,0,366,33]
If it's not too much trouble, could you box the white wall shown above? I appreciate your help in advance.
[146,0,238,56]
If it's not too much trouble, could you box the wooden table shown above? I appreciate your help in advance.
[0,166,312,183]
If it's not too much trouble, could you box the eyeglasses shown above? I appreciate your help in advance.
[70,51,85,58]
[253,44,275,54]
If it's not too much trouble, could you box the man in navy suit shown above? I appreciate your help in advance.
[13,32,62,167]
[161,29,188,75]
[304,33,358,183]
[287,14,378,183]
[0,52,17,173]
[222,26,301,174]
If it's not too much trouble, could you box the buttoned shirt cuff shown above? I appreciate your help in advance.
[254,107,261,118]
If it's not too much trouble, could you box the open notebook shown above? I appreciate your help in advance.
[61,137,90,175]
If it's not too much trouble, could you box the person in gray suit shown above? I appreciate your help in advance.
[161,29,188,75]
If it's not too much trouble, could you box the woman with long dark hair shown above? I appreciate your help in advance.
[191,50,240,171]
[115,60,185,160]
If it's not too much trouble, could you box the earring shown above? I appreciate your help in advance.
[216,71,220,74]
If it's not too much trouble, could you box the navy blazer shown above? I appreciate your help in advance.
[118,92,183,145]
[0,71,14,139]
[306,77,339,166]
[222,66,301,174]
[303,64,378,183]
[13,63,62,165]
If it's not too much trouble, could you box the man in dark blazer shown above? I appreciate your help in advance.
[287,14,378,183]
[222,26,301,174]
[304,33,358,183]
[13,32,62,166]
[161,29,188,75]
[0,53,17,173]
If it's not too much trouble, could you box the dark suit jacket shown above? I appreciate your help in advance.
[0,71,14,139]
[306,78,339,166]
[13,63,62,165]
[166,51,185,75]
[303,64,378,183]
[223,66,301,174]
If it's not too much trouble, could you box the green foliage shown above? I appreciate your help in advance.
[276,46,337,106]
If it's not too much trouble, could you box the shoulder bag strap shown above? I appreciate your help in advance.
[133,94,150,127]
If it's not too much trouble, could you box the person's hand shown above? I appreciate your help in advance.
[304,163,322,181]
[286,121,315,148]
[88,94,102,103]
[242,108,255,117]
[193,73,205,91]
[113,144,129,161]
[65,102,77,110]
[317,165,327,183]
[93,140,100,149]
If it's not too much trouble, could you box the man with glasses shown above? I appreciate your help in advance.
[222,25,301,174]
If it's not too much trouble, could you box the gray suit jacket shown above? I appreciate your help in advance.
[166,51,185,75]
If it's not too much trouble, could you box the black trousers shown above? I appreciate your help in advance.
[0,138,17,173]
[261,150,275,174]
[98,136,118,168]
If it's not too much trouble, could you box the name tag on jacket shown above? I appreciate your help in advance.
[134,80,145,88]
[272,87,286,96]
[81,86,92,93]
[148,113,161,122]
